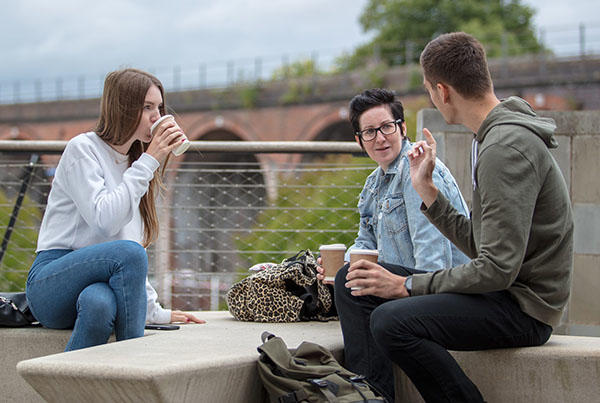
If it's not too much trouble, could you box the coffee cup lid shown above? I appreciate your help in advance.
[151,114,173,133]
[350,248,378,255]
[319,243,346,250]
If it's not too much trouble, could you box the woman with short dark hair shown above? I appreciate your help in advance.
[318,88,470,401]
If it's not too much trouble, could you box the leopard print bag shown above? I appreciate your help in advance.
[226,250,337,322]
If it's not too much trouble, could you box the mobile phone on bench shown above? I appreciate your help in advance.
[145,324,180,330]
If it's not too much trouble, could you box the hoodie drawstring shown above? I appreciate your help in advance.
[471,137,479,191]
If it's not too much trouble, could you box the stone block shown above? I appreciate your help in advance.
[542,110,600,136]
[394,335,600,403]
[573,203,600,254]
[1,327,71,403]
[572,135,600,204]
[417,109,470,135]
[443,132,474,205]
[569,254,600,325]
[549,135,571,191]
[16,312,343,403]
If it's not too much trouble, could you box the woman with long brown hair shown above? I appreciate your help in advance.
[26,68,203,351]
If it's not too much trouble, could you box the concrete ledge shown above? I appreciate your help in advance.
[2,326,71,402]
[7,312,600,403]
[394,335,600,403]
[15,311,343,403]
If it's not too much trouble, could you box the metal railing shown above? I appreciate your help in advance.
[1,21,599,105]
[0,141,372,311]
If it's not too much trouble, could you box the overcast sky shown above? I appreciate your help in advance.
[1,0,598,96]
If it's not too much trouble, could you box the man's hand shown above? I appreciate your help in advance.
[408,128,439,207]
[346,260,410,299]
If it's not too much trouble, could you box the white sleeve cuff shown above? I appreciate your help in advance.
[138,153,160,172]
[152,307,172,324]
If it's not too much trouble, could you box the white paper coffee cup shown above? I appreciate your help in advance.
[172,137,190,156]
[319,243,346,281]
[150,114,190,156]
[349,249,379,265]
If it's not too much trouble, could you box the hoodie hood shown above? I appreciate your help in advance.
[476,96,558,149]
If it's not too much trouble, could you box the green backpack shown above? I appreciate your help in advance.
[257,332,388,403]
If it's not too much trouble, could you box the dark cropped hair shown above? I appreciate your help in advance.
[420,32,492,99]
[349,89,405,144]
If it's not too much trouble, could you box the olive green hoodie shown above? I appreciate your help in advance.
[412,97,574,327]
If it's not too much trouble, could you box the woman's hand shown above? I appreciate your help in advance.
[315,257,335,285]
[170,310,206,324]
[146,120,186,163]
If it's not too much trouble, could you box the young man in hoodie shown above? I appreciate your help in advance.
[343,32,574,402]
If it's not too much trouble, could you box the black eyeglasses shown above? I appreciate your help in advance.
[356,119,403,142]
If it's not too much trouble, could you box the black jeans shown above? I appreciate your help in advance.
[334,262,552,403]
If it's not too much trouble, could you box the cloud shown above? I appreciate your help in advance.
[1,0,368,84]
[0,0,595,90]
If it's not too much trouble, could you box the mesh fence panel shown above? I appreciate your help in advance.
[0,153,376,311]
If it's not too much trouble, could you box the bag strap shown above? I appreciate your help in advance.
[261,331,276,343]
[348,376,369,403]
[277,389,309,403]
[344,374,389,403]
[309,379,339,403]
[282,250,307,267]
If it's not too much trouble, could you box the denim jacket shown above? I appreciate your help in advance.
[347,139,470,271]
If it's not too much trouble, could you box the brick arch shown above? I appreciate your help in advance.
[296,103,350,142]
[186,113,257,142]
[180,112,285,174]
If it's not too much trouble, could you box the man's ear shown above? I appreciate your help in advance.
[435,82,449,104]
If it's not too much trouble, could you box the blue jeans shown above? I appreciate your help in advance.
[334,262,552,402]
[26,240,148,351]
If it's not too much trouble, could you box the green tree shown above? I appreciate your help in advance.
[337,0,543,71]
[271,59,320,80]
[271,59,323,105]
[0,191,41,291]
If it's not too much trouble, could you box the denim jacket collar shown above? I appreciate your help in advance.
[378,138,411,176]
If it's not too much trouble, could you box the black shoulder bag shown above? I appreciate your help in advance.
[0,292,37,327]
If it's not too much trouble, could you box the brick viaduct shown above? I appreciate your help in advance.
[1,55,599,310]
[1,55,599,171]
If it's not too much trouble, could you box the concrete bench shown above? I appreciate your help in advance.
[5,311,600,402]
[394,334,600,402]
[2,326,72,402]
[12,311,344,403]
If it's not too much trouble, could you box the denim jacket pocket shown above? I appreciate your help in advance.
[381,196,409,235]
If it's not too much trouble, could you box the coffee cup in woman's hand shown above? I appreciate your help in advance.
[150,115,190,156]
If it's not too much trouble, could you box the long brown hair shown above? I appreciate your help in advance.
[94,68,169,247]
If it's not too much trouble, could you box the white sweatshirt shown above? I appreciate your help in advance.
[37,131,171,324]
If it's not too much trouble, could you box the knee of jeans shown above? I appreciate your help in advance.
[370,302,411,349]
[78,284,117,322]
[119,241,148,277]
